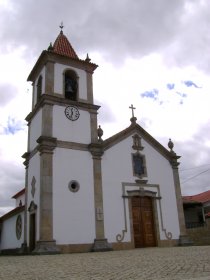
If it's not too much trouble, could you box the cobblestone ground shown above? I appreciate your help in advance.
[0,246,210,280]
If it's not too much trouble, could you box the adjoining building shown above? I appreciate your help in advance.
[183,190,210,228]
[183,190,210,245]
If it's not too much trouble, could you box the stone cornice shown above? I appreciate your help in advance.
[37,136,57,154]
[169,151,181,169]
[25,94,100,123]
[22,152,31,167]
[88,142,104,158]
[22,140,90,163]
[27,50,98,82]
[57,140,89,151]
[22,147,39,166]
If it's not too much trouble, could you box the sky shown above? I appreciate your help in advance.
[0,0,210,216]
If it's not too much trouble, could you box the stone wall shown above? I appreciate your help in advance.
[186,219,210,245]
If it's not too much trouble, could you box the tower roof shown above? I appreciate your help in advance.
[52,30,79,59]
[27,29,98,82]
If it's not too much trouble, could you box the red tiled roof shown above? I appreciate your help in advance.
[205,212,210,218]
[52,31,79,59]
[12,188,25,199]
[183,190,210,203]
[0,205,25,221]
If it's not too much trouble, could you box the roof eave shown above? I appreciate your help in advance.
[12,188,25,199]
[27,50,98,82]
[0,206,25,221]
[27,50,48,82]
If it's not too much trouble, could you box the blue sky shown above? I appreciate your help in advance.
[3,117,25,135]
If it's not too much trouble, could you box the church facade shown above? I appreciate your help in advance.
[0,29,188,254]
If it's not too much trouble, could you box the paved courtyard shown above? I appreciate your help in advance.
[0,246,210,280]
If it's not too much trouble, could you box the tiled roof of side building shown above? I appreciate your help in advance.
[183,190,210,203]
[0,205,25,221]
[12,188,25,199]
[52,30,79,59]
[205,212,210,218]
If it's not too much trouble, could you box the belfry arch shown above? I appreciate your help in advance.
[64,69,78,101]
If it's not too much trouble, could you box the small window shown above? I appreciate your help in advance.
[132,153,147,178]
[37,75,42,102]
[64,70,78,101]
[68,180,80,193]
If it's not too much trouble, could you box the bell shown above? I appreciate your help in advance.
[66,81,73,92]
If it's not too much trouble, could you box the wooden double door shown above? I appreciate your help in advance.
[131,196,156,248]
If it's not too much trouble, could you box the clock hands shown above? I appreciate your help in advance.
[70,107,74,118]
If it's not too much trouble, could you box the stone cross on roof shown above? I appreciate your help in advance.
[129,104,136,118]
[129,104,137,124]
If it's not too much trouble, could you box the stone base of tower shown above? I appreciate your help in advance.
[33,240,61,254]
[91,238,113,252]
[178,235,193,246]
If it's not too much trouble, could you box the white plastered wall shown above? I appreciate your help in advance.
[32,66,46,107]
[53,148,95,244]
[29,110,42,151]
[53,105,91,144]
[54,63,87,100]
[143,138,180,240]
[27,153,40,243]
[0,211,24,250]
[15,194,25,207]
[101,134,180,244]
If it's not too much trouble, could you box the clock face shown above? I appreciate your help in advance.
[65,106,80,121]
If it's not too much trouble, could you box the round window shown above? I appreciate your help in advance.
[68,180,80,193]
[16,215,22,240]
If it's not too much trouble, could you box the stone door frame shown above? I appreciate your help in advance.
[116,182,173,246]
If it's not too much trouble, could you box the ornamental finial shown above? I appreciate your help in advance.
[59,21,64,33]
[85,53,91,63]
[168,138,174,151]
[48,42,53,51]
[97,125,103,142]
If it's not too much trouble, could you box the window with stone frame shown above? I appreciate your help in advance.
[64,70,78,101]
[37,75,42,102]
[132,152,147,178]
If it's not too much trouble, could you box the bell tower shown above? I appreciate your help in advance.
[23,27,110,253]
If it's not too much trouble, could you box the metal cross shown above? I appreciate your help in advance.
[129,104,136,118]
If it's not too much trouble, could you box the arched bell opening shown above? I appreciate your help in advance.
[64,70,78,101]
